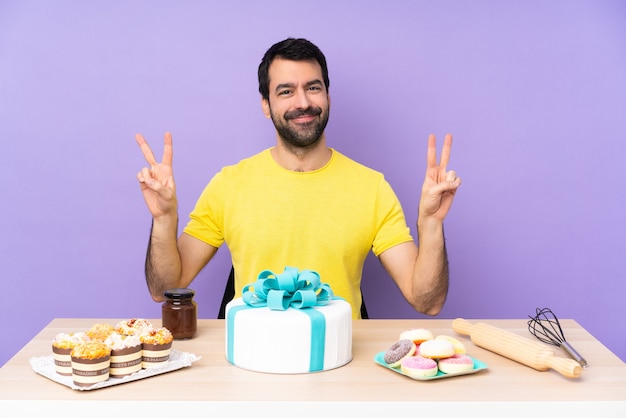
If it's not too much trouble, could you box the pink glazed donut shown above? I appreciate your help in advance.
[438,354,475,374]
[401,355,438,378]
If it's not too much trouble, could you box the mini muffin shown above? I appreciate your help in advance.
[105,333,143,378]
[140,327,174,369]
[51,332,89,376]
[71,340,111,387]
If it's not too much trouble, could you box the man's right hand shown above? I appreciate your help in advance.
[135,132,177,218]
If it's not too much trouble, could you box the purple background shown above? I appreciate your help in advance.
[1,0,625,367]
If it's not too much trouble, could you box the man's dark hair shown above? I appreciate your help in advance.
[258,38,330,101]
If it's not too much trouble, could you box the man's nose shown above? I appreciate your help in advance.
[293,88,311,109]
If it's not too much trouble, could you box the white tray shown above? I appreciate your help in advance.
[29,349,201,391]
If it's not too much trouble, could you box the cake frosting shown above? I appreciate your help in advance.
[115,318,153,336]
[225,267,352,374]
[87,323,115,341]
[140,327,173,346]
[105,333,142,351]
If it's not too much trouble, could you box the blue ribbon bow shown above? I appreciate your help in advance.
[242,266,333,310]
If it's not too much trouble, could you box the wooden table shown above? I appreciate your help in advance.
[1,318,625,416]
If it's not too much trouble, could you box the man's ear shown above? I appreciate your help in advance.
[261,97,271,119]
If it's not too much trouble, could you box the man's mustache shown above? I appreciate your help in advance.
[284,107,322,120]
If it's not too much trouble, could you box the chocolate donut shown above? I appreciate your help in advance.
[383,339,416,368]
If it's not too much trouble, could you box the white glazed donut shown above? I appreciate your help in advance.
[418,339,455,359]
[435,334,467,354]
[399,328,434,344]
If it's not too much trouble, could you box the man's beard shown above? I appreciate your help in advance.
[270,105,329,150]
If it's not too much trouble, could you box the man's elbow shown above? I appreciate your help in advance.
[151,292,166,303]
[409,294,447,316]
[420,304,444,316]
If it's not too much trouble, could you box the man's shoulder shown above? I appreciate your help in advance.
[221,148,271,172]
[331,149,384,177]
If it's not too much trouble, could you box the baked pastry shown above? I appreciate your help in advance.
[383,339,417,368]
[70,341,111,387]
[418,339,456,359]
[438,354,474,374]
[435,334,466,354]
[140,327,173,369]
[105,333,142,377]
[399,328,434,344]
[401,355,438,378]
[51,332,89,376]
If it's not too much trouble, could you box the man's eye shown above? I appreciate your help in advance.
[278,90,291,96]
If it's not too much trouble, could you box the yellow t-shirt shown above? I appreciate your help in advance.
[183,148,413,318]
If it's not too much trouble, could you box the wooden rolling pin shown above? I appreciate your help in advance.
[452,318,582,378]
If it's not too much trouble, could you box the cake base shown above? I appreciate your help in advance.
[225,297,352,374]
[142,342,172,369]
[71,356,110,387]
[110,345,143,377]
[52,346,72,376]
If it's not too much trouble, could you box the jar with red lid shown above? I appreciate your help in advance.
[162,288,197,340]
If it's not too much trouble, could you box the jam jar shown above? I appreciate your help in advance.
[162,288,197,340]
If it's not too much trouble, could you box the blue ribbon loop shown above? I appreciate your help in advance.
[242,266,333,310]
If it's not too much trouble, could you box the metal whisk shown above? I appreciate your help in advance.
[527,307,588,368]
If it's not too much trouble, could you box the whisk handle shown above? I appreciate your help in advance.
[562,341,588,368]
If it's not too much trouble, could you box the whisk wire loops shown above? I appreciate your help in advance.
[527,307,566,346]
[527,307,588,368]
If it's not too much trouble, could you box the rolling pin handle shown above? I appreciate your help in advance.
[546,354,582,378]
[452,318,472,336]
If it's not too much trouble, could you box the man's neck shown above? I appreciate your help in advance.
[271,137,332,172]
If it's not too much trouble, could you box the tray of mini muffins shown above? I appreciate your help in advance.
[29,319,201,390]
[374,327,488,380]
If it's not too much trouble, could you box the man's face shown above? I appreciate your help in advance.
[262,58,330,149]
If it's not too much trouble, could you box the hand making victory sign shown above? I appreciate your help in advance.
[419,133,461,222]
[135,132,178,219]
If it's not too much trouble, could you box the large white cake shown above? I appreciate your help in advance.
[225,297,353,374]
